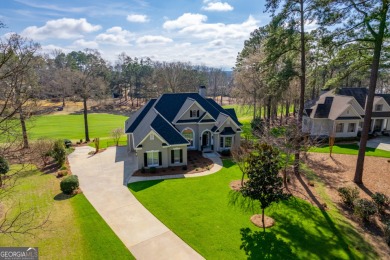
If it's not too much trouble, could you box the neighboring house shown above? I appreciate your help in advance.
[303,88,390,138]
[125,86,242,169]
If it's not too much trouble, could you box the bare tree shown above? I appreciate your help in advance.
[67,49,108,142]
[111,127,124,146]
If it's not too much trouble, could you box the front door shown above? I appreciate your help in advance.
[374,119,383,132]
[202,131,210,147]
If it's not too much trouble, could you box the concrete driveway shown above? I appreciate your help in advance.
[68,146,203,260]
[366,136,390,151]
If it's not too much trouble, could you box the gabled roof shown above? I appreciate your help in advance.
[206,99,243,126]
[337,88,368,108]
[314,97,333,118]
[377,94,390,106]
[220,127,236,136]
[125,99,156,133]
[151,115,189,145]
[154,93,221,122]
[224,108,242,126]
[126,92,242,147]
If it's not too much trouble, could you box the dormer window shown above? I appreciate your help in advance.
[190,110,200,118]
[375,104,383,111]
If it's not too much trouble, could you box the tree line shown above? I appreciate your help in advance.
[234,0,389,184]
[0,33,233,152]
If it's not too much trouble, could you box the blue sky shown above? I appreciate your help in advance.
[1,0,271,68]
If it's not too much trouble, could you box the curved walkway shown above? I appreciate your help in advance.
[128,152,223,183]
[68,146,204,260]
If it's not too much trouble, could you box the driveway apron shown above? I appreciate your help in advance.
[68,146,204,260]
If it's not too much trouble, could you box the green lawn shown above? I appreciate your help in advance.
[128,160,376,259]
[28,113,128,141]
[310,144,390,158]
[0,166,134,259]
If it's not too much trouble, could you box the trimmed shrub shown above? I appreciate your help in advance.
[141,167,145,173]
[149,167,156,174]
[371,192,389,214]
[353,198,376,222]
[0,156,9,175]
[182,165,187,171]
[384,220,390,246]
[52,140,66,165]
[338,186,360,208]
[60,175,79,195]
[64,139,72,148]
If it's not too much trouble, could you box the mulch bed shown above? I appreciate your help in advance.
[133,151,213,177]
[305,153,390,258]
[250,214,275,228]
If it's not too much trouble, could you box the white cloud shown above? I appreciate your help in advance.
[202,2,234,12]
[127,14,149,23]
[95,26,134,45]
[165,14,258,41]
[21,18,101,40]
[136,35,173,45]
[72,39,99,49]
[163,13,207,30]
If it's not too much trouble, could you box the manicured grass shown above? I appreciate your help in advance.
[128,160,376,259]
[0,166,134,259]
[88,136,127,149]
[310,144,390,158]
[28,113,128,141]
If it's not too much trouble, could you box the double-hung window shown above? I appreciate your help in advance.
[147,151,159,167]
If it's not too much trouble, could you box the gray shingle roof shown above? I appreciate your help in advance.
[126,92,242,147]
[337,88,368,108]
[151,115,189,145]
[220,127,236,135]
[125,99,156,133]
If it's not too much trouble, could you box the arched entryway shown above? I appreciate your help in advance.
[201,130,212,151]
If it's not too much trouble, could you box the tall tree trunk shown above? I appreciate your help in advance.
[258,104,262,120]
[355,3,388,184]
[83,97,90,142]
[262,208,265,232]
[253,89,257,120]
[280,103,284,125]
[19,107,29,149]
[285,101,290,118]
[294,0,306,175]
[292,100,296,118]
[267,96,272,128]
[62,97,66,107]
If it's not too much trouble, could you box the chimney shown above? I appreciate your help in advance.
[199,85,206,98]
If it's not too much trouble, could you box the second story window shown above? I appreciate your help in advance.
[375,104,383,111]
[190,110,199,118]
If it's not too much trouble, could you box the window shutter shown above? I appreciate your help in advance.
[159,152,162,166]
[190,110,193,117]
[144,153,147,167]
[197,110,199,117]
[180,149,183,163]
[171,150,174,163]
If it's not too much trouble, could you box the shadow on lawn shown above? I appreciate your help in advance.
[54,192,76,201]
[128,180,164,192]
[222,160,235,168]
[269,198,377,259]
[240,228,294,259]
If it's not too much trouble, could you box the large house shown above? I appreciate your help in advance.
[303,88,390,138]
[125,86,242,169]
